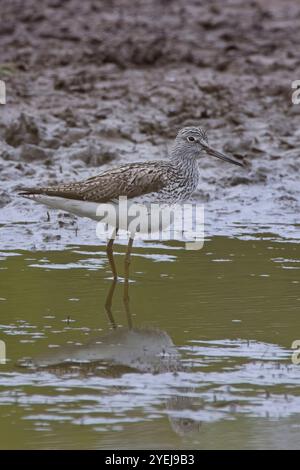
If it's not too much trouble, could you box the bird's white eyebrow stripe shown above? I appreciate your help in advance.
[180,127,208,142]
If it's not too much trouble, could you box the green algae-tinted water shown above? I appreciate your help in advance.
[0,236,300,449]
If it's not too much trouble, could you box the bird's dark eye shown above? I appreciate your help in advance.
[187,136,195,142]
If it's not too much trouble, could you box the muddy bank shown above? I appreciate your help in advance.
[0,0,300,248]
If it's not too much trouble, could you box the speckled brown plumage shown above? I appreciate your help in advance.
[21,161,176,202]
[20,126,241,205]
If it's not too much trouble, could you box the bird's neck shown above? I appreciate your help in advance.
[170,148,199,177]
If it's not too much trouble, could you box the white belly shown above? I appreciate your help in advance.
[26,194,102,220]
[26,194,177,235]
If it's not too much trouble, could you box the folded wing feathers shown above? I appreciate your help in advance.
[19,161,170,203]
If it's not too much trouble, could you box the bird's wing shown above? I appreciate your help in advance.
[19,161,171,202]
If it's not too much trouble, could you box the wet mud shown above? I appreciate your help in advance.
[0,0,299,248]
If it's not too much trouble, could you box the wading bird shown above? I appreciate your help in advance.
[20,127,243,279]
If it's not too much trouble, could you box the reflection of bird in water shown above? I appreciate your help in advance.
[31,280,180,374]
[20,127,242,279]
[23,276,202,436]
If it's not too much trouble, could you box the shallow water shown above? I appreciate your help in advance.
[0,235,300,449]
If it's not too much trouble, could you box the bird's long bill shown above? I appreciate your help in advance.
[204,145,243,167]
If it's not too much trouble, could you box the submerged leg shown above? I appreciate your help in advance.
[123,236,134,329]
[124,236,134,280]
[123,278,133,330]
[104,279,117,329]
[106,228,118,280]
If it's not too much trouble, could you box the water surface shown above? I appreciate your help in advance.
[0,236,300,449]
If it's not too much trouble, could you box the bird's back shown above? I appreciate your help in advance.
[20,159,196,204]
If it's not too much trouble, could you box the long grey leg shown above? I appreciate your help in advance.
[123,236,134,329]
[124,236,134,280]
[106,228,118,281]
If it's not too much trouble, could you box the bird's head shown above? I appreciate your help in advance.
[173,127,243,167]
